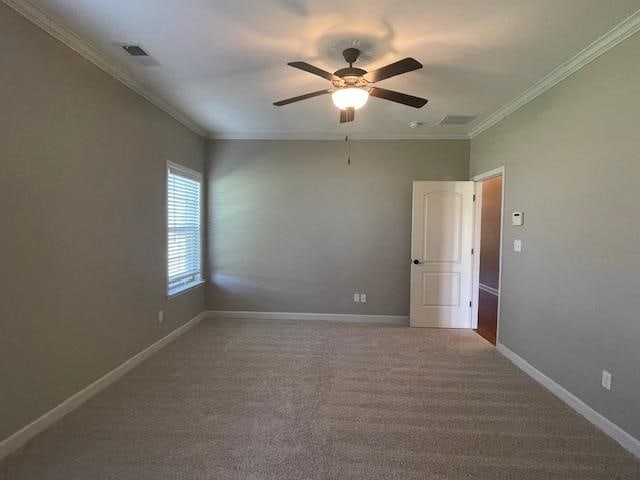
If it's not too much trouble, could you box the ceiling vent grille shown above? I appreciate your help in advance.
[122,45,148,56]
[439,115,477,125]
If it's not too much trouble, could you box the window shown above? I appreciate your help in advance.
[167,161,202,296]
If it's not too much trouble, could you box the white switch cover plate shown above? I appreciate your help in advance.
[158,310,164,323]
[512,211,524,226]
[514,239,522,252]
[353,293,360,303]
[602,370,612,391]
[360,294,367,303]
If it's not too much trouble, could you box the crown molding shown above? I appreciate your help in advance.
[206,131,469,141]
[3,0,208,138]
[468,9,640,138]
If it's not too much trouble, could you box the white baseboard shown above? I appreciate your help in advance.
[206,310,409,326]
[497,343,640,459]
[0,311,206,460]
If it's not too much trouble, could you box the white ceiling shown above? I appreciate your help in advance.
[26,0,640,139]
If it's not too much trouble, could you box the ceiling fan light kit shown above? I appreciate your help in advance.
[332,87,369,110]
[274,48,428,123]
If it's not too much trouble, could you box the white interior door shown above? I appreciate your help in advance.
[410,181,474,328]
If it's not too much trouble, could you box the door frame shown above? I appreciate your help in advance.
[471,166,505,343]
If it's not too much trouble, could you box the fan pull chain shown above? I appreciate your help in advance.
[345,135,351,165]
[345,123,351,165]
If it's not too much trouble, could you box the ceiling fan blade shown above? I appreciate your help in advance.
[364,58,423,83]
[273,89,331,106]
[288,61,338,81]
[339,108,355,123]
[369,87,428,108]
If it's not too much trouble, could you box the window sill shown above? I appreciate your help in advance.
[167,280,205,299]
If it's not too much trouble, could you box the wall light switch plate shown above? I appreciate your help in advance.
[512,211,524,226]
[360,294,367,303]
[158,310,164,323]
[353,293,360,303]
[602,370,612,391]
[514,239,522,252]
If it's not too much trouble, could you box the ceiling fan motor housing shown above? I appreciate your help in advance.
[333,67,367,78]
[333,49,369,87]
[332,73,369,89]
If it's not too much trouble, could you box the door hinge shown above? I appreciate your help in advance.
[473,194,476,202]
[469,301,472,308]
[471,248,474,255]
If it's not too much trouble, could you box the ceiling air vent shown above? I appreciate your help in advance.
[122,45,148,56]
[439,115,477,126]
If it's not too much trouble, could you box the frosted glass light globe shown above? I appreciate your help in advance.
[332,87,369,110]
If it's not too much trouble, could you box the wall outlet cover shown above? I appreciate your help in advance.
[514,239,522,252]
[158,311,164,323]
[353,293,360,303]
[360,294,367,303]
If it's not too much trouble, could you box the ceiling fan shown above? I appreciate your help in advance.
[273,48,428,123]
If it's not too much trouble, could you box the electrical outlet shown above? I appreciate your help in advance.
[158,310,164,323]
[602,370,612,391]
[353,293,360,303]
[360,294,367,303]
[514,239,522,252]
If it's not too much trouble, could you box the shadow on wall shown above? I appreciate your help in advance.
[207,149,356,311]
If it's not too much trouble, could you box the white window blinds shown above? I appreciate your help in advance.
[167,162,202,295]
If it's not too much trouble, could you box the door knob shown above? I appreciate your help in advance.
[413,259,421,265]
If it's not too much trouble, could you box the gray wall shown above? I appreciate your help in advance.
[470,32,640,439]
[0,4,205,440]
[206,139,469,315]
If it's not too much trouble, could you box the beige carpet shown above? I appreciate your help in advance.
[1,319,638,479]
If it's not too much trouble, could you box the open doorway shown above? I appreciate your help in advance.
[472,168,504,345]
